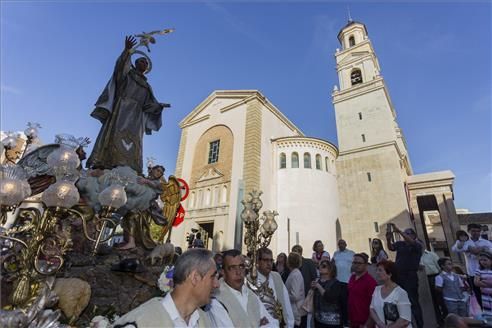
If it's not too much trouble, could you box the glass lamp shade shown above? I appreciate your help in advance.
[0,165,31,206]
[262,211,278,233]
[42,181,80,208]
[0,178,30,206]
[47,145,80,179]
[98,184,127,209]
[24,127,39,139]
[241,201,258,223]
[1,134,19,149]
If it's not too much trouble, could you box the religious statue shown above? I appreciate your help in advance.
[86,35,170,175]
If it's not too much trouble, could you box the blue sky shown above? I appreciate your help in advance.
[1,1,491,212]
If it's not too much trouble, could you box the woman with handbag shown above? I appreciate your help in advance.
[370,260,412,327]
[311,259,347,328]
[286,252,305,327]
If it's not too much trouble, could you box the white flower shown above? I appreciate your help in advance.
[90,315,110,328]
[157,265,174,293]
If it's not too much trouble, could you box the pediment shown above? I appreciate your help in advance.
[338,51,371,65]
[180,90,261,127]
[197,167,224,182]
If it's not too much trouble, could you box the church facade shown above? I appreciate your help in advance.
[170,20,462,257]
[171,90,340,254]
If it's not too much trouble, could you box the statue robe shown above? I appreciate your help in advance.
[87,49,164,174]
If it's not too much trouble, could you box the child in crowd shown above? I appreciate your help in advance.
[435,258,469,317]
[474,252,492,316]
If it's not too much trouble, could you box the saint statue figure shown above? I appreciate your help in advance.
[87,36,168,174]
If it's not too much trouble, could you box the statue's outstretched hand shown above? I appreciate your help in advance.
[125,36,137,50]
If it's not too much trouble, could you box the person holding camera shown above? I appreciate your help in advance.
[385,223,423,328]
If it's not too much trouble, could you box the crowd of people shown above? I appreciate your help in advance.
[113,223,491,328]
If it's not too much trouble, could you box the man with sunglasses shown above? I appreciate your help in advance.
[211,249,278,327]
[257,247,295,328]
[347,253,377,328]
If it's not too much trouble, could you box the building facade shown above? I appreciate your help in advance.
[172,90,340,254]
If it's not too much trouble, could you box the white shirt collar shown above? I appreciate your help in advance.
[161,293,200,328]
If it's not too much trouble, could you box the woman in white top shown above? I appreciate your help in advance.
[285,252,305,327]
[370,260,412,328]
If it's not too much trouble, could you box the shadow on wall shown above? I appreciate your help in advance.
[336,209,414,258]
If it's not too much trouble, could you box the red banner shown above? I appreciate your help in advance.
[173,205,185,227]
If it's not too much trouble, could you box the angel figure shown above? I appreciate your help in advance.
[116,165,181,250]
[134,28,175,52]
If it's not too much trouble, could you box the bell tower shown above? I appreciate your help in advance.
[332,20,413,252]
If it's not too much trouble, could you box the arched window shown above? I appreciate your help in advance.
[351,69,363,86]
[291,152,299,168]
[315,154,322,170]
[325,157,330,172]
[221,185,228,203]
[349,36,355,47]
[280,153,286,169]
[304,153,312,169]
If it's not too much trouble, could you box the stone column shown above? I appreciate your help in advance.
[409,195,428,248]
[437,191,462,264]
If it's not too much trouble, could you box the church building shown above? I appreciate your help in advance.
[171,90,339,254]
[170,20,463,258]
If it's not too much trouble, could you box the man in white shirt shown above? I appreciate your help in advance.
[114,248,219,327]
[451,223,492,307]
[332,239,355,284]
[211,249,279,328]
[257,247,295,328]
[332,239,354,327]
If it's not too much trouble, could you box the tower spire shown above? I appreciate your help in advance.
[347,5,353,22]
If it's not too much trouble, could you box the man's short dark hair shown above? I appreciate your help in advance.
[222,249,242,264]
[404,228,416,235]
[438,257,451,269]
[354,252,369,264]
[468,223,482,231]
[173,248,213,286]
[257,247,273,260]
